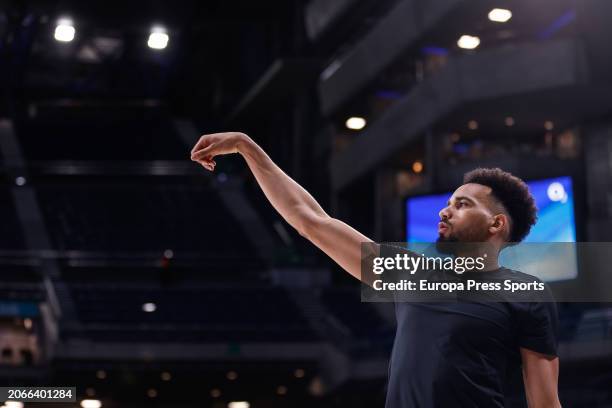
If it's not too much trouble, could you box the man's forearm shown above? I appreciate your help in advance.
[236,134,328,235]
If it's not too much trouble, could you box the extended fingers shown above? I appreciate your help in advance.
[190,134,213,156]
[191,145,214,161]
[197,159,215,171]
[192,150,216,171]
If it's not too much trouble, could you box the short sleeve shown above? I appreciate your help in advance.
[516,300,559,356]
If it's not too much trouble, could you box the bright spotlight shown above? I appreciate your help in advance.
[80,400,102,408]
[15,176,27,186]
[457,35,480,50]
[345,116,366,130]
[5,402,25,408]
[148,27,169,50]
[488,8,512,23]
[142,302,157,312]
[228,402,250,408]
[412,161,423,174]
[54,18,75,42]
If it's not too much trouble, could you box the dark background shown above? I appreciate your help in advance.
[0,0,611,407]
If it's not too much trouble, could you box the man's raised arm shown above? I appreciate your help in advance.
[190,131,377,281]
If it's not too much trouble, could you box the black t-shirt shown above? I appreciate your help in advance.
[381,249,559,408]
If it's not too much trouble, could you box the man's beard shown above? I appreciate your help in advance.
[436,233,493,257]
[435,234,460,254]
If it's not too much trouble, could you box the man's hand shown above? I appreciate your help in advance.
[190,132,248,171]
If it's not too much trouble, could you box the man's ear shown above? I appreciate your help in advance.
[489,214,509,237]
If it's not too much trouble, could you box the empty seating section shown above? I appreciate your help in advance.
[0,266,45,302]
[69,286,316,342]
[37,182,257,257]
[321,287,386,337]
[0,286,45,302]
[0,189,26,250]
[62,264,266,283]
[243,180,319,264]
[16,117,186,161]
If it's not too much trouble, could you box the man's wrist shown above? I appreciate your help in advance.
[235,132,252,154]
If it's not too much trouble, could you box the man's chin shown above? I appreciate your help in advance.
[435,235,459,254]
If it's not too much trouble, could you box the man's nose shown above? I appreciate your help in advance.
[439,206,451,221]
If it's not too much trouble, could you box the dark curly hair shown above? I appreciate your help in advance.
[463,168,537,242]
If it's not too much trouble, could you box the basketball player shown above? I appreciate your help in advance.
[191,132,561,407]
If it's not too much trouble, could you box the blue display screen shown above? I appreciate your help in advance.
[405,176,577,281]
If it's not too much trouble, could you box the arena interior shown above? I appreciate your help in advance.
[1,0,612,407]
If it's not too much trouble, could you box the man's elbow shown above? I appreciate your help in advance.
[298,212,330,241]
